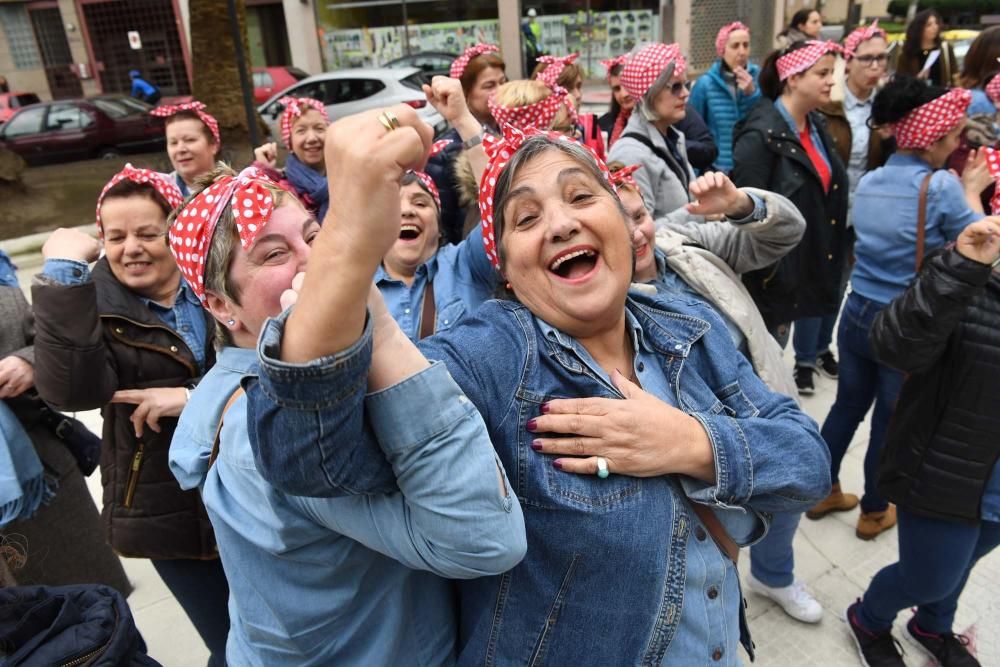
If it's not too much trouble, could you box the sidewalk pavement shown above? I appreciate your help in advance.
[13,257,999,667]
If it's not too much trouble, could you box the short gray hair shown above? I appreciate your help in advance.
[491,135,626,269]
[638,60,676,123]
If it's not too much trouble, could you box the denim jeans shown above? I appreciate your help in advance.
[749,511,803,588]
[857,509,1000,633]
[819,292,904,513]
[792,313,838,367]
[151,558,230,666]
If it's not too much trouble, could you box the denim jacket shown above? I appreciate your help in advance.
[248,291,830,665]
[170,345,526,666]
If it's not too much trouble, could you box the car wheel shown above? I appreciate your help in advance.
[97,147,122,160]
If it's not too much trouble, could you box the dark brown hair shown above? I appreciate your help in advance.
[100,179,174,220]
[898,9,943,75]
[460,53,506,97]
[959,26,1000,89]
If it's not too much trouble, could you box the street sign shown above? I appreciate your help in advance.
[128,31,142,50]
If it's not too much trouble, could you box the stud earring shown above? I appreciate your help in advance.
[227,319,235,326]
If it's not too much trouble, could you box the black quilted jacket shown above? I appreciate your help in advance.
[872,247,1000,523]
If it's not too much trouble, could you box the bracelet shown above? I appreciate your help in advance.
[462,130,485,150]
[184,388,191,403]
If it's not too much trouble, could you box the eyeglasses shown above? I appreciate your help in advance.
[854,54,888,68]
[663,80,687,96]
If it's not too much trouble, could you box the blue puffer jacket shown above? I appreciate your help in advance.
[689,60,761,173]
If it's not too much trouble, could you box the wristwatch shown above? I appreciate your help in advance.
[462,130,485,150]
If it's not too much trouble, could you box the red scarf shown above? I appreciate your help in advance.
[609,107,632,148]
[799,125,831,193]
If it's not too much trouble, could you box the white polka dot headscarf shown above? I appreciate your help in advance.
[488,84,578,132]
[776,40,843,81]
[150,100,220,145]
[536,53,579,88]
[984,147,1000,216]
[600,54,629,81]
[408,139,453,210]
[893,87,971,150]
[279,96,329,148]
[842,19,886,60]
[478,125,616,271]
[716,22,750,58]
[168,166,277,302]
[96,164,184,234]
[450,43,500,79]
[986,72,1000,104]
[620,43,688,100]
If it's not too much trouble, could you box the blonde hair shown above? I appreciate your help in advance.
[493,80,575,131]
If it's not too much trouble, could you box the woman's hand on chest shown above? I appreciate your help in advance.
[526,369,716,483]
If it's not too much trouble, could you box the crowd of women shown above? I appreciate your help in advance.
[2,6,1000,666]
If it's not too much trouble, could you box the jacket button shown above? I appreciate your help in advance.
[790,147,796,153]
[707,586,719,600]
[170,345,179,353]
[115,327,124,334]
[712,648,724,661]
[827,254,833,260]
[833,183,839,190]
[695,527,707,541]
[830,219,836,225]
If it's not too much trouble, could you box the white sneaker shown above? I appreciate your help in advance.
[746,573,823,624]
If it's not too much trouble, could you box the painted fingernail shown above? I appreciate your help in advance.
[540,402,551,414]
[526,418,537,431]
[552,460,563,470]
[531,440,543,451]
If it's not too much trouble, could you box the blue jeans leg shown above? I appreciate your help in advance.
[792,316,822,366]
[151,557,230,666]
[749,511,803,588]
[856,510,1000,633]
[816,311,837,357]
[819,293,903,511]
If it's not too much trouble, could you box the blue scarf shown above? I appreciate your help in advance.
[285,154,329,222]
[0,401,56,528]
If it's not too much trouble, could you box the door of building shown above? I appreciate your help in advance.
[28,5,84,99]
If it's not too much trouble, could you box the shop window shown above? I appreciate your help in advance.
[0,5,42,69]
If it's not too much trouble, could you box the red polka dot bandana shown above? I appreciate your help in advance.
[842,19,886,59]
[893,87,971,150]
[488,84,577,132]
[150,100,220,145]
[984,147,1000,216]
[478,125,615,270]
[610,164,643,196]
[716,22,750,57]
[601,54,629,81]
[987,73,1000,104]
[168,166,276,302]
[409,139,453,210]
[95,164,184,234]
[620,43,687,100]
[776,41,843,81]
[279,96,329,148]
[450,43,500,79]
[536,53,579,88]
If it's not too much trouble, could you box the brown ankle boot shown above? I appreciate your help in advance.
[855,505,897,540]
[805,483,859,520]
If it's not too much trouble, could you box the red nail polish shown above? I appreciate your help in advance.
[552,460,563,470]
[526,418,537,431]
[540,402,551,414]
[531,440,542,451]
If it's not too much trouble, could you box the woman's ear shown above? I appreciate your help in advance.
[204,290,239,331]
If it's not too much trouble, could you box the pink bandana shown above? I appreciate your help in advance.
[601,54,629,80]
[620,43,688,100]
[279,96,329,148]
[987,73,1000,104]
[409,139,453,210]
[488,84,578,132]
[610,164,642,195]
[984,147,1000,216]
[893,87,971,150]
[536,53,579,88]
[478,126,615,270]
[150,100,220,145]
[843,19,886,59]
[716,22,750,57]
[450,43,500,79]
[95,164,184,234]
[776,41,843,81]
[168,166,276,302]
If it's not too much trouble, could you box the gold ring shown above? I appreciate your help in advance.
[377,110,400,132]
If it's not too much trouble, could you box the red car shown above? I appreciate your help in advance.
[252,66,310,104]
[0,95,165,166]
[0,92,42,124]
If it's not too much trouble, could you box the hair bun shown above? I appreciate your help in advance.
[872,75,945,125]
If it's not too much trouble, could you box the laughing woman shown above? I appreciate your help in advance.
[247,111,832,664]
[253,97,331,221]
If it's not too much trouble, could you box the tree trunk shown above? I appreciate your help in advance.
[906,0,920,23]
[0,145,26,186]
[188,0,264,157]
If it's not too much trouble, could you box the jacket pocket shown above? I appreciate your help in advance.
[713,381,760,418]
[528,554,581,667]
[123,442,144,508]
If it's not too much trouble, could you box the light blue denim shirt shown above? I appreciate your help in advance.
[850,153,983,305]
[375,235,497,342]
[169,344,526,666]
[42,258,207,371]
[842,86,874,196]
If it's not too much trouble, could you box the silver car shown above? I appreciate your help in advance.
[258,67,447,146]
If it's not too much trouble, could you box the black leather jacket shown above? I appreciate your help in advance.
[872,247,1000,523]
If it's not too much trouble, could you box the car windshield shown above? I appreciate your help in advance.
[400,72,427,91]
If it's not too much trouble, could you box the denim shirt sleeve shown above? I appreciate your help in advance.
[295,361,526,578]
[41,259,91,285]
[932,170,984,241]
[724,192,766,225]
[245,309,399,497]
[453,229,498,290]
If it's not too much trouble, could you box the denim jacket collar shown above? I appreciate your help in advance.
[375,253,439,286]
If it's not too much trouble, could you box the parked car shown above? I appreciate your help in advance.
[0,95,165,166]
[253,66,310,104]
[258,67,447,146]
[385,52,458,79]
[0,92,42,124]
